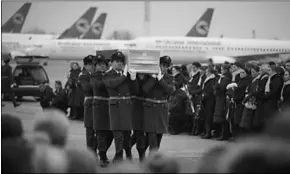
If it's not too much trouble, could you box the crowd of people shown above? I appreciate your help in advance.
[168,59,290,141]
[2,106,290,173]
[2,50,290,172]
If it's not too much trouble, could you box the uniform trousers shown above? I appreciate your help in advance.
[86,127,97,153]
[112,130,131,161]
[147,132,163,152]
[96,130,113,160]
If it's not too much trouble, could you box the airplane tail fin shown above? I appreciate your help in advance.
[81,13,107,39]
[186,8,214,37]
[57,7,97,39]
[1,3,32,33]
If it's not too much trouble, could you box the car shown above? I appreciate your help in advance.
[12,56,50,100]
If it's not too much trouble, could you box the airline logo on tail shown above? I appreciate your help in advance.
[91,22,103,35]
[12,13,24,24]
[195,20,209,36]
[57,7,97,39]
[186,8,214,37]
[75,18,90,34]
[2,3,31,33]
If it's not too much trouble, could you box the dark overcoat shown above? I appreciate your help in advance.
[142,74,174,134]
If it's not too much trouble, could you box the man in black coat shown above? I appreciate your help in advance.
[51,81,68,114]
[1,57,20,107]
[90,54,113,167]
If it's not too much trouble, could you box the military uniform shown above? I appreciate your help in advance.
[90,54,113,166]
[1,58,20,107]
[130,74,147,161]
[103,51,138,162]
[142,56,175,152]
[78,55,97,153]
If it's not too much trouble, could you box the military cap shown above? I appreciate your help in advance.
[111,51,125,62]
[55,80,62,86]
[94,54,108,65]
[83,55,94,65]
[160,56,172,66]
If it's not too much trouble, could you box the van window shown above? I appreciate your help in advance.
[29,67,48,82]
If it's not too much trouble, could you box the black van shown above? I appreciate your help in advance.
[12,56,50,99]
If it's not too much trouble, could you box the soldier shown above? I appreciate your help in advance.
[90,54,113,167]
[78,55,97,153]
[130,73,148,161]
[142,56,175,152]
[103,51,138,162]
[1,57,20,107]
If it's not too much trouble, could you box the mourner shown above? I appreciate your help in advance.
[227,68,251,139]
[103,51,138,162]
[280,69,290,111]
[78,55,96,153]
[190,66,207,136]
[90,54,113,167]
[263,65,283,121]
[213,64,232,140]
[66,62,84,120]
[142,56,174,152]
[51,81,68,114]
[1,57,20,107]
[239,66,261,135]
[189,62,203,135]
[200,67,216,139]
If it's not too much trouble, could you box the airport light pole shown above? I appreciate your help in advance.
[144,0,151,36]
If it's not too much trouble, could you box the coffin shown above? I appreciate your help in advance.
[124,49,161,74]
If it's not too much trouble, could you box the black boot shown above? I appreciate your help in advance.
[124,148,132,160]
[217,122,230,141]
[99,151,109,167]
[137,148,145,162]
[202,123,212,139]
[112,151,123,163]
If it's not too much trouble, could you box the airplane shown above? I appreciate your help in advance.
[81,13,107,39]
[186,8,214,37]
[57,7,97,39]
[1,3,32,33]
[2,7,97,41]
[5,8,214,60]
[27,36,290,65]
[2,7,98,59]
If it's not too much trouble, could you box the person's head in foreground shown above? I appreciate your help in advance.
[142,150,181,173]
[31,144,68,173]
[65,146,99,173]
[33,109,70,147]
[2,113,23,140]
[217,136,290,173]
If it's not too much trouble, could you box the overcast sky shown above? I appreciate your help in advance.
[2,1,290,40]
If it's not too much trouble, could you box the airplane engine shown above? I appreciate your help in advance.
[210,56,236,64]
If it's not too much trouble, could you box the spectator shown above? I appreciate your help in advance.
[33,109,70,147]
[2,113,23,140]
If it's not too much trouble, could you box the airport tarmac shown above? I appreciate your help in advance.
[3,60,227,172]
